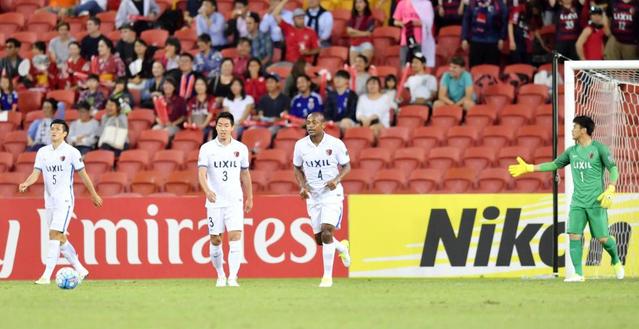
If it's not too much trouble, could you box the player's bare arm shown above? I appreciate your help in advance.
[77,168,103,207]
[19,168,42,193]
[198,166,216,203]
[293,165,310,199]
[240,169,253,213]
[326,163,351,191]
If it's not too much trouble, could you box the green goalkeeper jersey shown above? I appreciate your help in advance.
[553,141,616,208]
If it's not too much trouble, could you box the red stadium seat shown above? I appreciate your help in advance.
[437,25,462,57]
[14,151,36,173]
[13,31,37,51]
[117,150,150,180]
[171,129,202,153]
[373,66,399,81]
[470,64,500,82]
[128,109,156,144]
[137,129,169,154]
[442,167,476,193]
[513,172,550,192]
[518,84,548,108]
[220,47,238,58]
[266,65,292,80]
[84,150,115,177]
[392,147,426,171]
[96,11,117,33]
[331,18,348,46]
[15,0,44,16]
[250,169,270,193]
[3,130,28,160]
[407,169,442,193]
[534,146,553,163]
[254,149,287,171]
[175,27,198,50]
[17,90,43,114]
[463,146,497,172]
[0,172,23,197]
[22,174,44,197]
[378,127,410,149]
[164,170,198,195]
[397,105,429,129]
[431,105,462,129]
[465,104,498,129]
[481,125,516,149]
[130,171,165,195]
[503,64,536,82]
[411,126,447,150]
[266,170,298,194]
[151,150,185,175]
[23,110,44,129]
[96,172,129,196]
[316,57,343,74]
[483,83,515,113]
[342,169,372,194]
[274,127,305,154]
[0,12,25,34]
[497,146,534,168]
[372,26,401,55]
[242,127,272,153]
[0,152,13,172]
[372,170,406,194]
[47,89,76,109]
[534,104,554,127]
[500,104,534,128]
[319,46,349,62]
[446,125,480,149]
[64,109,79,122]
[185,150,199,171]
[343,127,375,159]
[516,124,549,149]
[141,29,169,47]
[427,146,462,169]
[26,11,56,33]
[0,111,22,137]
[476,168,512,192]
[358,147,392,171]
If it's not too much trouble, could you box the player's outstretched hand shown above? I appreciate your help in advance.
[508,157,534,177]
[206,190,217,203]
[18,183,29,193]
[325,178,339,191]
[299,187,310,199]
[92,194,103,207]
[244,198,253,213]
[597,185,615,209]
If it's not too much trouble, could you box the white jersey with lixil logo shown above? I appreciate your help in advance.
[198,138,250,208]
[33,142,85,209]
[293,134,350,203]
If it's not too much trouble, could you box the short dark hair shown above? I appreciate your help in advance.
[450,55,465,67]
[98,37,115,53]
[88,17,101,26]
[297,74,311,83]
[44,98,58,111]
[237,37,251,47]
[76,101,90,111]
[165,37,182,53]
[234,0,248,6]
[334,69,350,80]
[87,73,100,81]
[180,52,194,61]
[33,41,47,53]
[356,54,369,64]
[69,41,81,49]
[227,77,246,100]
[573,115,595,136]
[5,38,21,49]
[50,119,69,133]
[197,33,212,43]
[216,111,235,126]
[56,22,70,31]
[247,12,260,24]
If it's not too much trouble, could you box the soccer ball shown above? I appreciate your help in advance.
[55,267,80,290]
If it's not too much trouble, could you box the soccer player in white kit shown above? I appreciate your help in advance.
[293,112,352,287]
[198,112,253,287]
[18,119,103,285]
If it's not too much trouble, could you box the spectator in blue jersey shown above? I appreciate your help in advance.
[290,75,323,119]
[194,34,224,78]
[0,75,18,112]
[325,70,358,130]
[549,0,582,60]
[461,0,508,67]
[195,0,227,50]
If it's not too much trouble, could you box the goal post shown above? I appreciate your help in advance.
[561,60,639,278]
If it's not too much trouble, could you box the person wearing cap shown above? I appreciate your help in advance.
[305,0,334,48]
[196,0,227,50]
[605,0,639,60]
[272,0,320,64]
[403,52,437,106]
[116,23,137,66]
[325,69,358,130]
[576,6,607,60]
[256,74,290,133]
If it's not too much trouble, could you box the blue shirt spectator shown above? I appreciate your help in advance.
[195,0,227,48]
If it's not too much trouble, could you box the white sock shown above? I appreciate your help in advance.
[42,240,61,279]
[333,239,346,253]
[322,241,336,279]
[60,241,87,274]
[209,243,226,278]
[228,240,242,280]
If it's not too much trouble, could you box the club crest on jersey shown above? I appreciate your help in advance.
[60,156,65,161]
[234,151,239,157]
[326,149,332,156]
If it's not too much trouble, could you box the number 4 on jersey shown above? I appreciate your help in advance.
[317,170,323,180]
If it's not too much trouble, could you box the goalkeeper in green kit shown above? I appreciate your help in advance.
[508,116,624,282]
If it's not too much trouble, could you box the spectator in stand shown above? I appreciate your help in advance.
[284,59,309,97]
[383,74,399,113]
[605,0,639,60]
[325,70,358,130]
[347,0,376,65]
[225,0,256,47]
[353,54,371,96]
[153,78,187,137]
[290,75,323,119]
[256,74,290,127]
[244,58,267,101]
[161,37,181,72]
[461,0,507,67]
[48,22,76,68]
[576,6,607,60]
[65,0,107,17]
[97,98,129,156]
[305,0,334,48]
[28,99,65,151]
[403,52,437,106]
[115,24,137,67]
[194,34,224,78]
[92,37,127,88]
[356,76,391,137]
[394,0,436,67]
[110,77,134,114]
[81,17,103,60]
[187,76,217,143]
[549,0,582,60]
[115,0,160,31]
[140,61,166,108]
[208,58,236,106]
[433,55,475,111]
[68,102,99,155]
[0,75,18,112]
[27,42,59,91]
[62,41,89,89]
[0,39,22,79]
[196,0,227,50]
[233,38,252,78]
[128,39,154,90]
[260,0,293,50]
[273,1,320,64]
[437,0,464,27]
[223,78,254,134]
[246,13,274,66]
[78,74,107,114]
[508,0,547,64]
[170,53,198,99]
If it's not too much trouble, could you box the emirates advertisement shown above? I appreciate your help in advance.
[0,196,348,280]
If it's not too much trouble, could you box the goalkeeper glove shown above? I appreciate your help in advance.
[597,185,615,209]
[508,157,534,177]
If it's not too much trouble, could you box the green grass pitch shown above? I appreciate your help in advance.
[1,278,638,329]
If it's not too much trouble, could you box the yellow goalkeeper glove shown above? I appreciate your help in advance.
[597,185,615,209]
[508,157,534,177]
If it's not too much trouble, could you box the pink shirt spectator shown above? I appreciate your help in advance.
[393,0,423,46]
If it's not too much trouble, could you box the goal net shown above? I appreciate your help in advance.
[563,61,639,278]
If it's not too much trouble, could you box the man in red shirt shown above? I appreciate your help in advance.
[273,1,320,63]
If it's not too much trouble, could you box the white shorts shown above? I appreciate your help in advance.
[307,202,344,234]
[350,42,374,53]
[207,206,244,235]
[46,206,73,233]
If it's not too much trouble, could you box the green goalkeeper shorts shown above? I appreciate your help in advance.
[568,206,610,238]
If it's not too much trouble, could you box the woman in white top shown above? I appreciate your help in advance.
[356,76,392,137]
[222,78,254,136]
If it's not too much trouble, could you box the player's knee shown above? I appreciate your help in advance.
[49,230,64,241]
[227,231,242,241]
[320,229,333,244]
[315,233,323,246]
[209,235,222,246]
[569,234,581,240]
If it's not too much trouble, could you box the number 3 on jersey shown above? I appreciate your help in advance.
[222,171,228,181]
